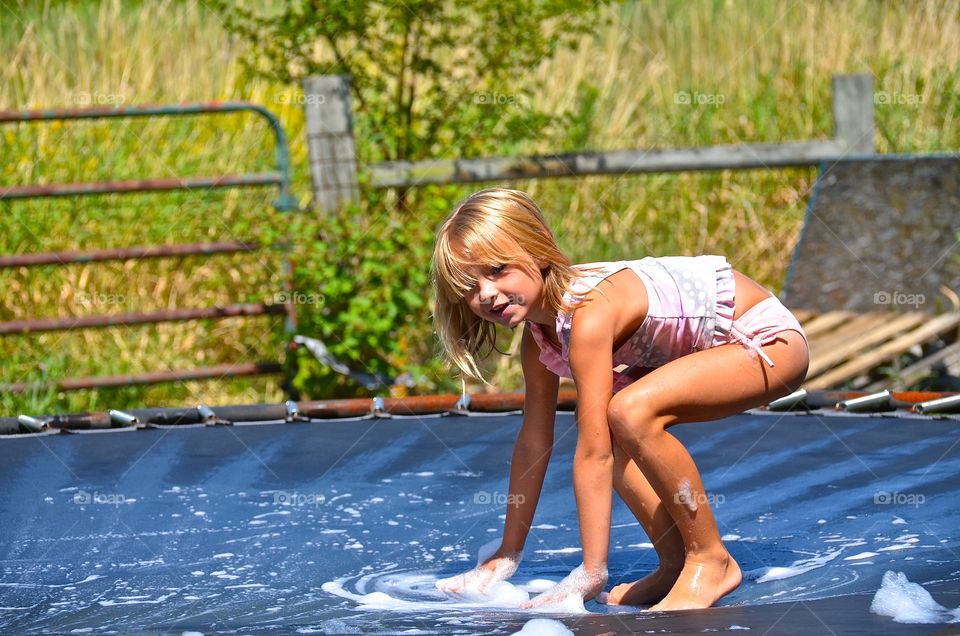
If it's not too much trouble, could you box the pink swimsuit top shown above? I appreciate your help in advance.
[527,256,736,393]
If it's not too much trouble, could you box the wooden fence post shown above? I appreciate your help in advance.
[302,75,359,213]
[832,74,875,155]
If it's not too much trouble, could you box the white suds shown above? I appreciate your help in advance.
[870,571,960,624]
[677,479,698,512]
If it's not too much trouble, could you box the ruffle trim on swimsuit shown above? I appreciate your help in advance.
[527,321,567,379]
[710,262,784,368]
[711,259,737,349]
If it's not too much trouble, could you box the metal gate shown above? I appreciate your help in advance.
[0,102,299,394]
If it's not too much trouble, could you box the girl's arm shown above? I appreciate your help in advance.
[437,326,557,594]
[499,324,560,555]
[521,300,615,609]
[565,308,615,574]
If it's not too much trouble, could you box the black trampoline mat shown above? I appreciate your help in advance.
[1,411,958,634]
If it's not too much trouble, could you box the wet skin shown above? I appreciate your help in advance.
[465,259,808,611]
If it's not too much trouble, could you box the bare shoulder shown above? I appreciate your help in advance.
[570,268,648,350]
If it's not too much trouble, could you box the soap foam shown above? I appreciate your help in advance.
[676,479,698,512]
[523,564,603,614]
[511,618,574,635]
[475,538,502,565]
[746,549,842,583]
[870,571,960,624]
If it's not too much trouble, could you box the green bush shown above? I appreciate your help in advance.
[216,0,618,396]
[279,193,458,398]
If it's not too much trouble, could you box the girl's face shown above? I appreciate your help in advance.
[463,255,545,328]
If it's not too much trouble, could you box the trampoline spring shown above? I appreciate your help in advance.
[836,390,893,413]
[449,393,471,416]
[196,404,230,425]
[17,414,48,433]
[108,410,140,428]
[284,400,306,422]
[370,396,392,418]
[913,394,960,415]
[766,389,809,411]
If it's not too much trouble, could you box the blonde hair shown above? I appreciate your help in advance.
[431,188,601,383]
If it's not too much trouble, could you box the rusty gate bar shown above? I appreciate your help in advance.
[0,174,283,200]
[0,240,259,268]
[0,102,298,212]
[0,303,288,335]
[1,102,299,393]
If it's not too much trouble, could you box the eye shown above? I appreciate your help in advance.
[491,264,506,275]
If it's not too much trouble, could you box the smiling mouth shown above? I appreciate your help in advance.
[491,302,509,315]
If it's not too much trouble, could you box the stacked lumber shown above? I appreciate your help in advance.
[794,309,960,390]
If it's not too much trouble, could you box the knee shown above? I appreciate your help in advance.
[606,389,663,441]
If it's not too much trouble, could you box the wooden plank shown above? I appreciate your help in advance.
[368,75,872,188]
[809,312,889,354]
[806,313,928,379]
[864,341,960,392]
[792,309,816,323]
[831,74,875,154]
[801,311,857,340]
[804,313,960,390]
[302,75,359,212]
[368,139,850,188]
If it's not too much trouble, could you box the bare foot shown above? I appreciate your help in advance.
[646,552,741,612]
[601,565,682,606]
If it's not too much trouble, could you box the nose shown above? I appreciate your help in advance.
[476,279,498,306]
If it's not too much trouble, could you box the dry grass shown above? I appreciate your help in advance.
[1,0,957,408]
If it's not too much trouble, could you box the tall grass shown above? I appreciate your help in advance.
[1,0,957,411]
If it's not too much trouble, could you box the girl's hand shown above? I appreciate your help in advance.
[435,548,522,595]
[519,563,608,610]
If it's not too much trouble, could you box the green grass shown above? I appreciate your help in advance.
[1,0,958,412]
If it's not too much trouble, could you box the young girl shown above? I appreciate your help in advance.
[431,188,809,611]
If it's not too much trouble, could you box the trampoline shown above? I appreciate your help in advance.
[2,406,959,634]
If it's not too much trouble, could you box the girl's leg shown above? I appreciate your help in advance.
[606,330,808,611]
[607,441,685,605]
